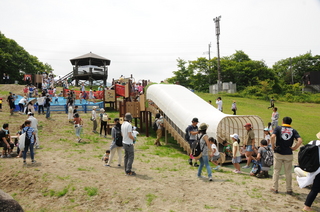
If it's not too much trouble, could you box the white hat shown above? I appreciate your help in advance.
[133,126,137,130]
[230,134,239,140]
[100,108,105,112]
[92,106,97,109]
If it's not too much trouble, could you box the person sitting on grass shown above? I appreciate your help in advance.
[209,137,221,170]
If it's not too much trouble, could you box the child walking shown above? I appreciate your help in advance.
[209,137,221,170]
[230,133,241,174]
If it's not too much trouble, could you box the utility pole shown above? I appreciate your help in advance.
[203,43,212,84]
[213,16,221,92]
[290,57,293,84]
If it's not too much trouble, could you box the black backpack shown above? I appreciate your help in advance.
[114,126,123,147]
[24,127,31,146]
[191,134,204,159]
[153,120,158,131]
[262,147,274,167]
[298,140,320,172]
[185,126,190,142]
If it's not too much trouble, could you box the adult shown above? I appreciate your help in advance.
[27,112,40,148]
[0,123,14,158]
[44,94,52,119]
[231,100,237,115]
[91,106,98,133]
[37,94,45,115]
[26,101,35,114]
[270,116,302,195]
[73,113,83,143]
[99,108,107,138]
[154,114,164,146]
[187,118,199,167]
[18,96,27,114]
[6,92,15,116]
[196,123,213,181]
[271,107,279,130]
[22,120,36,164]
[268,97,275,109]
[216,97,223,112]
[121,113,136,176]
[242,123,256,168]
[106,118,123,167]
[300,132,320,212]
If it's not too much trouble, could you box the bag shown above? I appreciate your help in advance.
[18,132,26,150]
[262,147,274,167]
[185,126,190,142]
[298,140,320,172]
[90,117,94,121]
[250,161,261,175]
[102,114,108,122]
[152,120,158,131]
[191,134,205,160]
[114,126,123,147]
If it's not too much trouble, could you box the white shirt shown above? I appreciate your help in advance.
[121,121,133,145]
[27,116,38,130]
[216,100,223,111]
[211,144,220,156]
[37,97,45,105]
[19,97,27,104]
[91,109,96,120]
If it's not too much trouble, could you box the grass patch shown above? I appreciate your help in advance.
[146,193,157,206]
[84,186,98,196]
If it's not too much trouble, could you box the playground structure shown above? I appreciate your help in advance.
[145,84,265,163]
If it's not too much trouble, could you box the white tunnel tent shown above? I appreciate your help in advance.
[146,84,265,150]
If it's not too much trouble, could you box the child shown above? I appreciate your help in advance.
[54,93,59,104]
[209,137,221,170]
[252,139,271,178]
[79,92,83,104]
[68,106,73,123]
[222,140,232,158]
[0,98,2,112]
[264,128,271,147]
[73,113,83,142]
[102,150,110,163]
[230,133,241,174]
[132,126,139,144]
[16,124,25,158]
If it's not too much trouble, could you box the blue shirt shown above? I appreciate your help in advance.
[22,126,35,143]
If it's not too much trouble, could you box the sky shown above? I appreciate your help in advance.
[1,0,320,83]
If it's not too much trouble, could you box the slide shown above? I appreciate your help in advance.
[146,84,264,150]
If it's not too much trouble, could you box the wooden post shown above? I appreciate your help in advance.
[165,127,168,145]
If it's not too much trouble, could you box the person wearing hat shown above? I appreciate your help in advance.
[271,116,302,195]
[196,123,213,181]
[27,112,40,148]
[18,96,28,114]
[91,106,98,133]
[263,128,271,148]
[300,132,320,212]
[121,112,136,176]
[187,118,200,167]
[230,133,241,173]
[242,123,256,169]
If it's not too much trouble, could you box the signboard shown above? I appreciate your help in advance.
[105,90,115,102]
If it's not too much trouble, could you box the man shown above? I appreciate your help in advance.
[7,92,15,115]
[44,94,52,119]
[0,123,14,158]
[187,118,199,167]
[154,114,163,146]
[242,123,255,168]
[27,112,40,148]
[216,97,223,112]
[37,94,45,115]
[271,116,302,195]
[121,112,136,176]
[271,107,279,130]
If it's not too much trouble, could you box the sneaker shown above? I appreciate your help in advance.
[193,163,199,167]
[242,165,250,169]
[126,171,136,176]
[209,177,213,181]
[1,155,6,158]
[104,164,110,167]
[270,188,278,194]
[233,169,238,173]
[32,160,36,164]
[197,175,205,178]
[118,164,121,167]
[23,161,27,165]
[235,170,241,174]
[188,159,192,166]
[7,154,12,158]
[213,165,220,170]
[78,139,81,143]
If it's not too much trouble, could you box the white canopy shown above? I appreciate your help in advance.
[146,84,265,145]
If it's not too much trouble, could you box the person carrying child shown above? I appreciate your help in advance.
[230,133,241,174]
[101,150,110,164]
[209,137,221,170]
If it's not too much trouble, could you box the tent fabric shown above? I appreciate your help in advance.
[146,84,264,144]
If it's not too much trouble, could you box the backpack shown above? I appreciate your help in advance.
[114,126,123,147]
[23,127,31,146]
[250,161,261,175]
[262,147,274,167]
[191,134,205,160]
[102,114,108,122]
[152,120,158,131]
[185,126,190,142]
[298,140,320,172]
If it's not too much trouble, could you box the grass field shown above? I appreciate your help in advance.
[197,92,320,144]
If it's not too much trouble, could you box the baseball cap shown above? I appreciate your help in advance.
[263,128,269,131]
[244,123,252,127]
[125,112,132,121]
[230,134,239,140]
[192,118,199,123]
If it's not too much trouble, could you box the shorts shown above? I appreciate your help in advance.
[9,103,15,109]
[246,145,253,152]
[210,154,221,161]
[232,156,241,164]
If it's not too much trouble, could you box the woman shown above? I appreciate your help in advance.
[91,106,98,133]
[99,108,108,138]
[73,113,83,143]
[26,101,35,114]
[106,118,123,167]
[197,123,213,181]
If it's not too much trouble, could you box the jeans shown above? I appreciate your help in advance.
[38,105,44,114]
[19,103,24,112]
[23,142,34,160]
[46,106,50,118]
[100,121,107,136]
[197,155,212,178]
[272,153,293,191]
[123,144,134,173]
